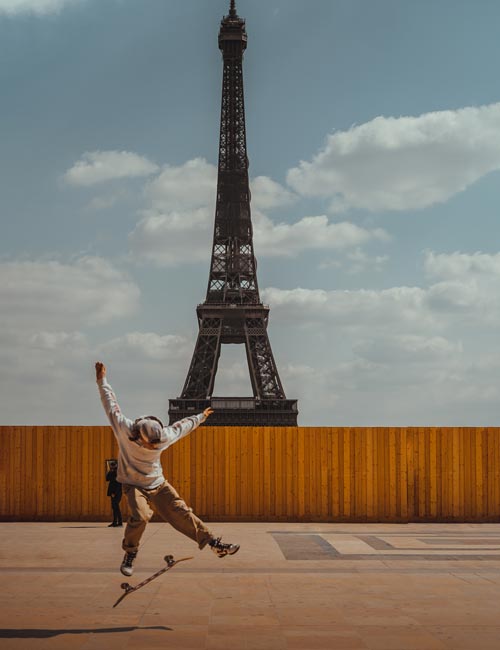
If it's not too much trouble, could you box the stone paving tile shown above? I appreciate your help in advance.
[125,624,208,649]
[1,641,60,650]
[405,603,500,627]
[79,631,134,650]
[40,635,91,650]
[430,625,500,650]
[449,571,498,584]
[206,632,242,649]
[355,625,448,650]
[276,606,350,627]
[207,625,287,649]
[3,522,500,650]
[337,606,420,627]
[210,613,280,627]
[285,627,368,649]
[243,636,287,650]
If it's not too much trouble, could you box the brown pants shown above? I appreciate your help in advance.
[122,481,213,554]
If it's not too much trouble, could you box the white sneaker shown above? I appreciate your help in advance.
[209,537,240,558]
[120,551,137,576]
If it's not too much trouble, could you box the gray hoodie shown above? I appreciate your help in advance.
[97,377,206,489]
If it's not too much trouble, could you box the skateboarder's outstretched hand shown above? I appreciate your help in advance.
[96,360,212,418]
[95,361,107,382]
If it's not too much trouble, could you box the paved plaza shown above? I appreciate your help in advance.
[1,522,500,649]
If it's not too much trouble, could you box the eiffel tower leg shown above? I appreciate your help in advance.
[181,319,222,399]
[244,318,285,400]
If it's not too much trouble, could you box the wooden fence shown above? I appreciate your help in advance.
[1,427,499,522]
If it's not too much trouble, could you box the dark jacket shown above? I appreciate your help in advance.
[106,469,122,498]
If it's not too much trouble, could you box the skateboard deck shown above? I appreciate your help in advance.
[112,554,193,607]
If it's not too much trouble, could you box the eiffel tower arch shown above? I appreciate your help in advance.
[169,1,298,426]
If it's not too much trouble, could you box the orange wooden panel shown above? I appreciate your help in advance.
[365,428,374,520]
[388,428,396,520]
[331,428,340,519]
[250,427,259,518]
[297,426,305,519]
[263,426,271,518]
[457,428,465,520]
[399,428,408,521]
[318,428,328,519]
[2,426,500,522]
[342,428,350,519]
[492,429,500,519]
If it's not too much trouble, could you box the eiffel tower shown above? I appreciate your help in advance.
[168,0,298,426]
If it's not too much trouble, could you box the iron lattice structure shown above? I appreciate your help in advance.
[169,1,298,426]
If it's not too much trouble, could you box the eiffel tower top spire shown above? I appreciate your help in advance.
[220,0,246,43]
[210,0,253,305]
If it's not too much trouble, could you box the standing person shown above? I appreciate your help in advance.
[105,461,123,527]
[95,361,239,576]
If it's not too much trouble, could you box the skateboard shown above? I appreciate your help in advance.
[112,554,193,607]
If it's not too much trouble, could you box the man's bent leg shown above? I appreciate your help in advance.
[111,495,122,525]
[122,484,154,553]
[150,481,213,549]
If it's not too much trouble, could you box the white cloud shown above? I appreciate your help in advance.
[287,102,500,212]
[86,195,119,211]
[212,360,254,396]
[142,159,293,214]
[352,335,461,365]
[95,332,196,424]
[64,151,158,187]
[0,256,140,330]
[257,249,500,424]
[104,332,191,362]
[3,249,499,425]
[144,158,217,211]
[262,285,432,330]
[0,0,82,14]
[129,157,389,266]
[318,349,500,425]
[253,212,389,258]
[130,210,389,267]
[0,326,194,425]
[128,158,216,266]
[260,329,500,425]
[250,176,296,211]
[319,248,389,274]
[424,250,500,278]
[424,251,500,324]
[30,330,86,350]
[0,253,193,423]
[128,208,212,267]
[264,250,500,330]
[85,190,129,211]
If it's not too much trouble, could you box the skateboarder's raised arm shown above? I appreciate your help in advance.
[159,406,214,449]
[159,414,207,449]
[95,362,134,439]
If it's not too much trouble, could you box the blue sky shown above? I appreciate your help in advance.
[1,0,500,426]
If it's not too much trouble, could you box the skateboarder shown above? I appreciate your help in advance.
[95,361,239,576]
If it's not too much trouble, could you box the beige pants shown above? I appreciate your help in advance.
[122,481,213,554]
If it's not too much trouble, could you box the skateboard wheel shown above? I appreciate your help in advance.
[121,582,130,590]
[164,554,174,565]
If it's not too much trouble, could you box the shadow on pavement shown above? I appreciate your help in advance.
[0,626,172,638]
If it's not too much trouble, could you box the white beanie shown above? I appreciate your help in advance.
[135,417,166,444]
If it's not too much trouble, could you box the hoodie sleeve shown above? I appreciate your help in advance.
[97,378,134,440]
[160,413,206,448]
